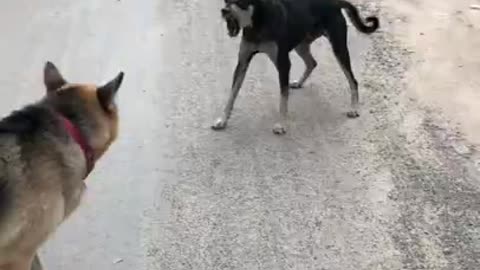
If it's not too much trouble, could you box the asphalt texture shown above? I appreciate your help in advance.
[0,0,479,270]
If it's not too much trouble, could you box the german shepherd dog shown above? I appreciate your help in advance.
[212,0,379,134]
[0,62,124,270]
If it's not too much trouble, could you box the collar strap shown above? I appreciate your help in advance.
[59,115,95,178]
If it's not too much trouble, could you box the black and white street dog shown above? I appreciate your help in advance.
[212,0,379,134]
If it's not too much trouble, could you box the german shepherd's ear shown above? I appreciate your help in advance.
[97,72,124,112]
[44,61,67,92]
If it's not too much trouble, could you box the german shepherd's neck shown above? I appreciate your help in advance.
[0,95,92,150]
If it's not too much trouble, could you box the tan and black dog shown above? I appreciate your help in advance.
[0,62,124,270]
[212,0,379,134]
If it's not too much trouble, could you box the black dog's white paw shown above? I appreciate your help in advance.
[211,118,227,130]
[289,81,303,89]
[272,123,287,135]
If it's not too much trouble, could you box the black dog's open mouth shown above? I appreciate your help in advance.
[223,14,240,37]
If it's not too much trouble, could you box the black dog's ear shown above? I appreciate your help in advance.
[97,72,124,112]
[44,61,67,92]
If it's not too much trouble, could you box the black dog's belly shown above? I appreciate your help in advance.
[304,29,324,43]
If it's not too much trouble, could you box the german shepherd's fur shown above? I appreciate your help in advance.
[0,62,124,270]
[212,0,379,134]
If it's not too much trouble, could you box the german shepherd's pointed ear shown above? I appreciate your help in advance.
[97,72,124,112]
[44,61,67,92]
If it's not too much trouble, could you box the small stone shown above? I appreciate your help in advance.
[470,5,480,10]
[113,258,124,264]
[452,142,470,155]
[473,159,480,171]
[443,248,453,256]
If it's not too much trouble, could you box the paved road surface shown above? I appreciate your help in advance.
[0,0,479,269]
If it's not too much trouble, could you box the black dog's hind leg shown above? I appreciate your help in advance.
[327,14,360,118]
[212,41,256,130]
[31,254,43,270]
[290,42,317,89]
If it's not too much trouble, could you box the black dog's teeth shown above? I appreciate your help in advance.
[225,16,239,37]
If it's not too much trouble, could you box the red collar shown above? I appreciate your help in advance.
[59,115,95,179]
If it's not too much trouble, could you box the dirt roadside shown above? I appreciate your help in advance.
[357,1,480,268]
[384,0,480,145]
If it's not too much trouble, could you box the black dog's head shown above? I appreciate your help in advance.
[221,0,255,37]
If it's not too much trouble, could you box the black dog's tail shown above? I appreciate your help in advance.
[338,0,379,34]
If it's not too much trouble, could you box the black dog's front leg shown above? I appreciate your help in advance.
[272,52,291,134]
[212,41,256,130]
[262,43,291,135]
